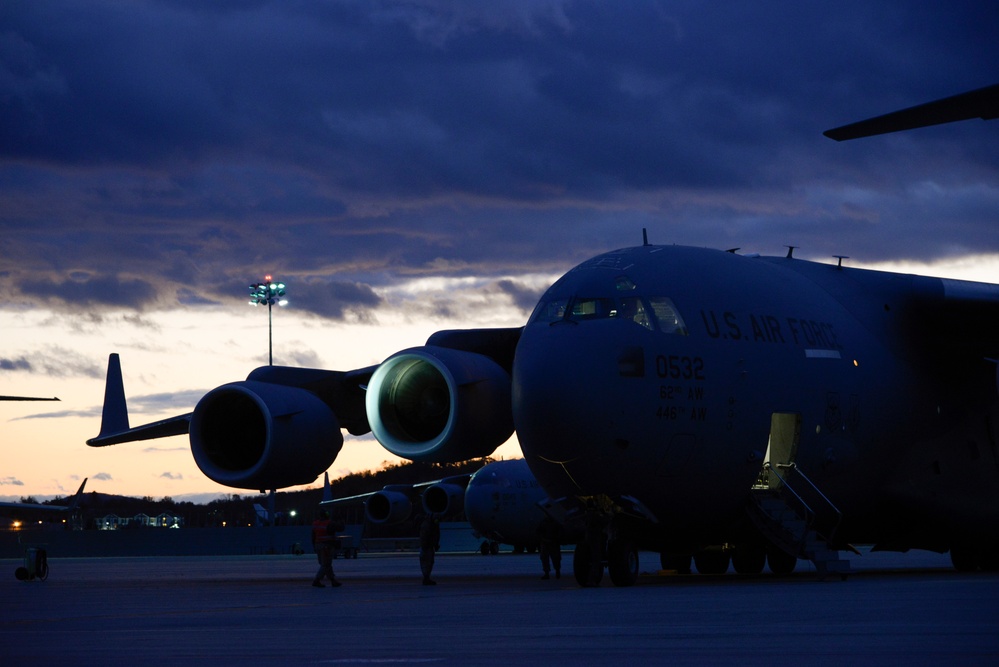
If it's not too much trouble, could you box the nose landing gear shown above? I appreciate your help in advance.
[571,500,640,587]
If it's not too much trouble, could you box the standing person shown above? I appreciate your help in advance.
[537,515,562,580]
[419,513,441,585]
[311,510,341,588]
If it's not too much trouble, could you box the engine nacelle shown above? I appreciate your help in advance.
[189,381,342,490]
[365,489,414,525]
[422,483,466,516]
[365,346,513,462]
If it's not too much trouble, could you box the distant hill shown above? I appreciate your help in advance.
[15,458,496,529]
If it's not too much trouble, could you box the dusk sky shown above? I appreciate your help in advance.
[2,1,997,502]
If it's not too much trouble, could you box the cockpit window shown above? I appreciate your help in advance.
[570,297,615,320]
[529,293,688,336]
[649,297,688,335]
[616,296,652,330]
[531,298,568,324]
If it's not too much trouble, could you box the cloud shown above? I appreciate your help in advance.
[18,274,159,310]
[0,358,32,372]
[493,279,547,313]
[91,472,113,481]
[290,279,384,320]
[0,347,103,379]
[0,477,25,486]
[142,446,189,453]
[159,472,184,481]
[0,0,997,320]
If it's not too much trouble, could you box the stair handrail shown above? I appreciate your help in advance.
[777,462,843,544]
[760,462,815,548]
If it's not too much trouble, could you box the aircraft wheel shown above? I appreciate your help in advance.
[660,552,692,574]
[766,546,797,575]
[573,543,603,587]
[732,543,766,574]
[15,567,28,581]
[693,549,730,575]
[608,540,639,587]
[37,558,48,581]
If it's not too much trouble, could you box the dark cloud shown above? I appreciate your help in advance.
[0,358,33,372]
[290,279,383,320]
[0,348,103,379]
[494,279,547,313]
[19,274,159,310]
[0,477,25,486]
[91,472,113,481]
[1,0,997,315]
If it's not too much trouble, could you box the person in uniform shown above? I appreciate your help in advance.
[537,515,562,580]
[419,513,441,585]
[311,510,342,588]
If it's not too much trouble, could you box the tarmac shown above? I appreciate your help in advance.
[2,547,998,666]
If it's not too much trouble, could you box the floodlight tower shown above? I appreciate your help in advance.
[248,275,287,366]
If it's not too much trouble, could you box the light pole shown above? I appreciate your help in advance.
[248,275,287,366]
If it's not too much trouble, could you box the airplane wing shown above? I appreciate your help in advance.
[86,326,519,490]
[87,353,378,448]
[320,474,473,524]
[0,396,60,401]
[0,478,87,512]
[824,83,999,141]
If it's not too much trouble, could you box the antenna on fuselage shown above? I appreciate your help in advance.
[642,228,650,246]
[785,245,797,259]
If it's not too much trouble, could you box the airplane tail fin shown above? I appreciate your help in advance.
[67,478,88,511]
[322,471,332,503]
[87,353,192,447]
[96,353,130,438]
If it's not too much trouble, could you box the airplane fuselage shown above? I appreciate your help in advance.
[513,245,999,552]
[464,459,547,549]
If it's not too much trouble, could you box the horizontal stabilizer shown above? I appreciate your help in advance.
[87,414,192,447]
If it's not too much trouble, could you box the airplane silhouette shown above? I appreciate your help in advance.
[89,87,999,584]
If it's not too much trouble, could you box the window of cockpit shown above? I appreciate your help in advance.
[648,297,688,335]
[569,297,615,320]
[530,298,568,324]
[616,296,652,330]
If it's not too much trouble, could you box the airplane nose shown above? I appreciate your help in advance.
[513,324,621,464]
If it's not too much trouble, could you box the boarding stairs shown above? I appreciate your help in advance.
[748,462,850,580]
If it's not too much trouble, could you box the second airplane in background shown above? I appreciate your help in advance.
[321,459,548,555]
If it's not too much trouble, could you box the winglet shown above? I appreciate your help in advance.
[67,478,88,511]
[96,353,129,438]
[322,471,332,503]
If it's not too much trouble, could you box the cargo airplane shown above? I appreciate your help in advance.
[89,91,999,584]
[89,237,999,585]
[0,478,87,528]
[321,458,549,555]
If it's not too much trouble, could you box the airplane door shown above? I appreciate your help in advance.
[763,412,801,490]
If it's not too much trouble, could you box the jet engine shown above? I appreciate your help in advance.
[422,483,466,516]
[189,381,342,490]
[365,346,513,462]
[365,489,413,524]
